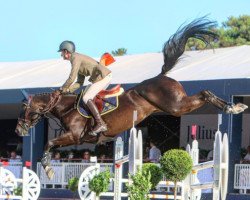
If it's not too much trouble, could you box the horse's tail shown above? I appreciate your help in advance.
[161,17,218,75]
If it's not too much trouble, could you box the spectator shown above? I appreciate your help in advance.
[51,152,61,163]
[82,151,90,163]
[242,145,250,164]
[148,140,161,163]
[9,151,21,162]
[67,151,74,161]
[99,154,106,163]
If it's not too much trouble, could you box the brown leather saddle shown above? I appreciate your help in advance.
[77,84,124,118]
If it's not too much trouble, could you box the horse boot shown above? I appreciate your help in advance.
[87,99,107,136]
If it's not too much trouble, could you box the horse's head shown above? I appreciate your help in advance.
[15,92,61,136]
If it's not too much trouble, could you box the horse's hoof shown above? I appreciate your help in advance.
[239,103,248,110]
[45,166,55,180]
[231,103,248,114]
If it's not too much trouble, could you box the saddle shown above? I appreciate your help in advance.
[77,85,124,118]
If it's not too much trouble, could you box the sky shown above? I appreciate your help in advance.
[0,0,249,62]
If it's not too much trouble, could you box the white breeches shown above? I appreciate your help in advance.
[82,73,112,104]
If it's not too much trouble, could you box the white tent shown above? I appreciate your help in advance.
[0,45,250,90]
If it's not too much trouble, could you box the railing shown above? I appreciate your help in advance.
[36,162,113,189]
[1,161,215,192]
[1,162,23,178]
[158,167,214,193]
[234,164,250,194]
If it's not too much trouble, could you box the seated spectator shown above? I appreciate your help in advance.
[51,152,61,163]
[82,151,90,163]
[9,151,22,162]
[242,145,250,164]
[99,154,106,163]
[67,151,74,161]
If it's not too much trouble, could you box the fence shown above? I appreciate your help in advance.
[36,162,113,188]
[234,164,250,194]
[2,161,214,191]
[1,162,23,178]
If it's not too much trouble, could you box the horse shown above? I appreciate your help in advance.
[15,17,248,179]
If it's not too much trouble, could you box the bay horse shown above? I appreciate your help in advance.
[15,18,247,179]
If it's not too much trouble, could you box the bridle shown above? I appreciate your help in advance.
[18,93,62,132]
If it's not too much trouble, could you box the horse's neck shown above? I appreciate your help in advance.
[51,95,77,118]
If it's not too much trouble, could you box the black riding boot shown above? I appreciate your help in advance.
[87,99,107,136]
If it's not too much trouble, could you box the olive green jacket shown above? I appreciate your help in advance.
[62,52,111,92]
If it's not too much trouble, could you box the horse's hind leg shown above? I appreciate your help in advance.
[201,90,247,114]
[169,90,247,116]
[41,131,76,179]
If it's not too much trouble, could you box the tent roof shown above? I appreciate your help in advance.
[0,45,250,90]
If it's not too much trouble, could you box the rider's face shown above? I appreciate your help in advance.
[61,50,71,60]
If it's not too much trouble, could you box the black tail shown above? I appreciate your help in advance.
[161,17,218,75]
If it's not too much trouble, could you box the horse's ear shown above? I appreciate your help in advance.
[21,89,29,100]
[28,96,33,104]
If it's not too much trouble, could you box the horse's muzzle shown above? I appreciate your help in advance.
[15,124,29,137]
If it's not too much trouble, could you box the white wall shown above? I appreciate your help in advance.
[242,114,250,149]
[180,114,250,150]
[180,114,218,150]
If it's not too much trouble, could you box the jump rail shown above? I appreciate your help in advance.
[184,130,229,200]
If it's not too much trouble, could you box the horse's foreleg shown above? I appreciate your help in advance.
[41,131,76,179]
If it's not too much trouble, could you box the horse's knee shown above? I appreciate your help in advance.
[201,90,214,100]
[45,140,54,151]
[168,107,182,117]
[41,151,51,167]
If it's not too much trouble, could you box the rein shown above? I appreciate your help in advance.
[20,93,62,129]
[43,93,62,113]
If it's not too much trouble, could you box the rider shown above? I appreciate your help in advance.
[58,40,112,136]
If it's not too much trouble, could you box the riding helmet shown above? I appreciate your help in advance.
[58,41,75,53]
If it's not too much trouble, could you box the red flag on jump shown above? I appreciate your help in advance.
[191,125,197,140]
[2,161,9,166]
[25,161,31,167]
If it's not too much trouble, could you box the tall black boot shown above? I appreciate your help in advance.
[87,99,107,136]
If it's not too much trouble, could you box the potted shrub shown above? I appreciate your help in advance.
[142,163,163,190]
[126,168,152,200]
[160,149,193,200]
[89,169,111,199]
[68,177,79,200]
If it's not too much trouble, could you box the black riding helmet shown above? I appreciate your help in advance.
[58,41,75,53]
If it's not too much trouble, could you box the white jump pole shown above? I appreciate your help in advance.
[186,117,229,200]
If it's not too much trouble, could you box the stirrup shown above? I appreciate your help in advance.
[89,125,107,136]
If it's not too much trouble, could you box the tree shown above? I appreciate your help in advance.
[142,163,163,190]
[218,15,250,47]
[111,48,127,56]
[126,168,152,200]
[186,15,250,50]
[160,149,192,200]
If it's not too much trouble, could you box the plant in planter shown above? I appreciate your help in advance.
[89,169,111,199]
[13,186,22,196]
[142,163,163,190]
[126,168,152,200]
[68,177,79,200]
[160,149,193,200]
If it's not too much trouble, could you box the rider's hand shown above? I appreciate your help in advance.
[53,90,62,96]
[60,87,70,93]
